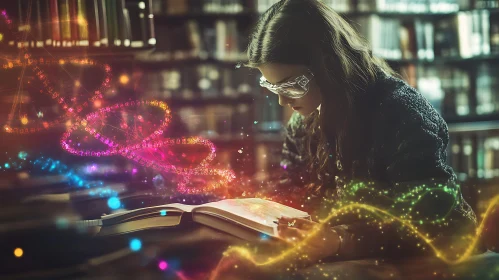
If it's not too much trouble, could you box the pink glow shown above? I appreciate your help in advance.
[158,260,168,270]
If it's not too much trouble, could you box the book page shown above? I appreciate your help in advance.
[195,198,309,229]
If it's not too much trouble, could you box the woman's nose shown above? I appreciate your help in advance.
[278,95,292,107]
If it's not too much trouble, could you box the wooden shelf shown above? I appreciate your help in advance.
[448,120,499,133]
[341,8,499,18]
[111,57,244,69]
[165,95,254,106]
[1,46,156,58]
[385,54,499,65]
[153,11,257,23]
[445,114,499,124]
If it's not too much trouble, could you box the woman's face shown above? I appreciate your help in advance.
[257,63,322,116]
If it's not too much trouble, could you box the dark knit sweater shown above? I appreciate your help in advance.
[279,71,480,260]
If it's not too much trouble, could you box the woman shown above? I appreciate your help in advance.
[241,0,481,268]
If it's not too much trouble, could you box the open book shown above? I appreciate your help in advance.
[98,198,310,241]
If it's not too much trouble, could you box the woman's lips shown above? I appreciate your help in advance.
[292,107,301,111]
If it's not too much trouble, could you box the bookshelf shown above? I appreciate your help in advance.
[0,0,156,57]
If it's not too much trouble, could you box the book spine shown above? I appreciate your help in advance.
[116,0,127,46]
[50,0,61,47]
[35,0,44,47]
[98,0,109,46]
[146,0,155,46]
[125,0,144,48]
[69,0,78,46]
[58,0,71,47]
[76,0,88,46]
[40,0,52,46]
[87,0,100,47]
[106,0,118,46]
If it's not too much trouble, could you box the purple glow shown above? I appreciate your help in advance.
[158,260,168,270]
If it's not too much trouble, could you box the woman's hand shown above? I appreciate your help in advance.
[277,217,341,265]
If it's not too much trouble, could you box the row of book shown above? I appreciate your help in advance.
[355,11,497,61]
[0,0,154,49]
[134,65,256,100]
[449,132,499,181]
[256,0,497,14]
[152,0,246,15]
[137,19,247,62]
[399,63,499,117]
[176,104,252,139]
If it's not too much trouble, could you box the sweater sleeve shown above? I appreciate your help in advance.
[329,84,479,260]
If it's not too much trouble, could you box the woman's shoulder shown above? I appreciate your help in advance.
[374,73,445,129]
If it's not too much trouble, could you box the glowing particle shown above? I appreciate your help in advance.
[20,116,28,125]
[238,149,243,154]
[0,33,3,42]
[138,2,146,9]
[253,121,258,124]
[37,111,43,118]
[74,80,81,87]
[94,100,102,108]
[119,74,130,85]
[107,197,121,210]
[18,151,28,160]
[158,260,168,270]
[130,238,142,251]
[4,163,10,168]
[14,248,23,258]
[160,210,167,216]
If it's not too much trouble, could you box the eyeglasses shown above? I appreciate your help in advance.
[259,69,315,99]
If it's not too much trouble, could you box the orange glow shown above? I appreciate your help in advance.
[94,100,102,108]
[20,116,28,125]
[14,248,23,258]
[119,74,130,85]
[74,80,81,87]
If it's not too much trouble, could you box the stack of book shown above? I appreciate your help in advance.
[0,0,155,50]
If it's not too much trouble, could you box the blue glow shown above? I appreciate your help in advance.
[107,197,121,210]
[260,233,270,241]
[18,151,28,160]
[4,163,10,168]
[160,210,167,216]
[130,238,142,251]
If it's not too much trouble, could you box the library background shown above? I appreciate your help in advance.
[1,1,499,219]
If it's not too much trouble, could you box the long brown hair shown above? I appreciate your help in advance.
[243,0,398,189]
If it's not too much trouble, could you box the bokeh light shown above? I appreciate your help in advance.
[107,197,121,210]
[14,248,23,258]
[130,238,142,252]
[158,260,168,271]
[119,74,130,85]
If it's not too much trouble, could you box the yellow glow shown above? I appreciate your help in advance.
[59,59,65,65]
[74,80,81,87]
[77,16,87,26]
[0,33,4,42]
[14,248,23,258]
[20,116,28,125]
[119,74,130,85]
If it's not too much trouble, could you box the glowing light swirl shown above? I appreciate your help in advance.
[1,10,235,194]
[209,195,499,279]
[60,100,236,193]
